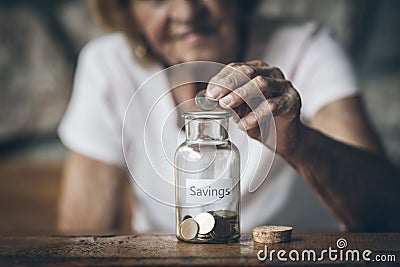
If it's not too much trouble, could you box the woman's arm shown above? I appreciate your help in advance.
[57,152,132,235]
[206,60,400,231]
[288,97,400,231]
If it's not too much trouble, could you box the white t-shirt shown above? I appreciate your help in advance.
[58,21,358,233]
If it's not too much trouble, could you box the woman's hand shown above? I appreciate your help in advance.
[206,60,400,231]
[206,60,303,157]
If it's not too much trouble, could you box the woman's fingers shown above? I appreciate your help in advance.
[204,61,301,133]
[269,88,301,118]
[206,63,256,99]
[206,62,285,101]
[239,88,301,130]
[238,101,271,130]
[243,60,285,80]
[219,77,290,109]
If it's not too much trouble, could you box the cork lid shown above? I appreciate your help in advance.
[252,225,293,244]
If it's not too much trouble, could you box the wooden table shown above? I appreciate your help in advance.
[0,233,399,266]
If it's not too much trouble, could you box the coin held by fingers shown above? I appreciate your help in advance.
[195,89,219,111]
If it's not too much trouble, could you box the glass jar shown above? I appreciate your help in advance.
[175,111,240,243]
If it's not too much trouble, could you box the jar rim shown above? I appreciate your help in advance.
[182,111,232,119]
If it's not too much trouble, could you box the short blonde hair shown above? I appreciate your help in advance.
[88,0,259,63]
[88,0,152,63]
[88,0,133,37]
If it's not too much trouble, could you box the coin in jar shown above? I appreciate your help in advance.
[214,210,237,220]
[183,215,192,220]
[197,233,212,240]
[211,217,232,239]
[207,210,216,216]
[195,89,219,111]
[194,212,215,234]
[179,218,199,241]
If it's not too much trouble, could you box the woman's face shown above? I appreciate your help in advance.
[131,0,240,65]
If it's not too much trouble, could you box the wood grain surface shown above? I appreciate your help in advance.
[0,233,399,266]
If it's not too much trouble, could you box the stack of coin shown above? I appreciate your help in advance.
[195,212,213,241]
[195,89,219,111]
[211,209,238,242]
[214,210,238,223]
[178,209,239,243]
[210,216,232,241]
[197,233,212,240]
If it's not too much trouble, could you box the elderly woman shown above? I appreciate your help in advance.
[58,0,399,234]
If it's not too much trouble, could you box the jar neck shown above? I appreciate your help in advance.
[185,118,229,142]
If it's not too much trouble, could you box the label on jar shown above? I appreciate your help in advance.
[185,178,234,204]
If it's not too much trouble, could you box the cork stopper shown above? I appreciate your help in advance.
[252,226,293,244]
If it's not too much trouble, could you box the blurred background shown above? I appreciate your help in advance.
[0,0,399,235]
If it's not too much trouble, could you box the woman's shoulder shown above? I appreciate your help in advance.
[272,20,322,39]
[82,33,129,53]
[247,18,331,76]
[247,18,322,56]
[250,17,322,42]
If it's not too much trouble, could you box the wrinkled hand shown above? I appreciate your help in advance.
[206,60,303,157]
